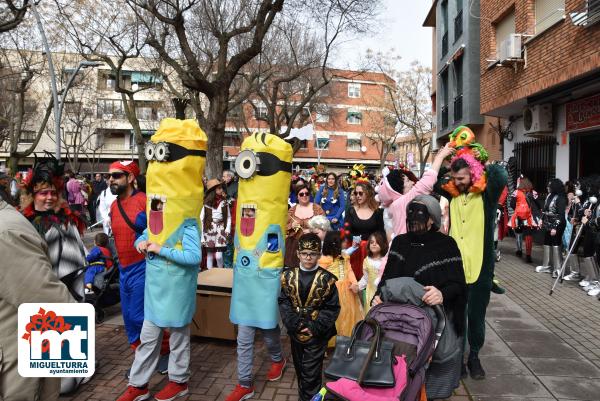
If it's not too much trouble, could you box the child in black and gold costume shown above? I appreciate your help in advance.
[279,233,340,401]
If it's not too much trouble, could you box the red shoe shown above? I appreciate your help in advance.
[224,384,255,401]
[116,386,150,401]
[154,381,188,401]
[266,358,287,381]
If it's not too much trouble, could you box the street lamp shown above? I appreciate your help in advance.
[30,2,101,159]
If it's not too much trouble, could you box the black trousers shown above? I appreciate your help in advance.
[290,338,328,401]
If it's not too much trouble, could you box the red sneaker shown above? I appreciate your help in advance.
[116,386,150,401]
[224,384,255,401]
[266,358,287,381]
[154,381,188,401]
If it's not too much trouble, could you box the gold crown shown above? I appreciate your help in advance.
[298,238,320,252]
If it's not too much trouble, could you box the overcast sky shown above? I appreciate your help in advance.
[334,0,434,72]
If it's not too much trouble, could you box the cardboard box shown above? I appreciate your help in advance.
[191,268,237,340]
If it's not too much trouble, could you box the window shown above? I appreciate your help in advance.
[224,130,242,147]
[97,99,125,119]
[134,101,160,121]
[97,71,116,90]
[535,0,565,34]
[495,10,515,58]
[299,139,308,150]
[347,110,362,125]
[23,100,37,114]
[315,133,330,150]
[454,8,463,41]
[254,106,268,119]
[20,130,36,143]
[347,137,362,151]
[441,0,448,56]
[441,69,449,128]
[315,112,330,123]
[348,83,361,98]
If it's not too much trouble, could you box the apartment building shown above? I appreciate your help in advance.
[1,50,398,173]
[222,69,398,173]
[423,0,502,161]
[480,0,600,187]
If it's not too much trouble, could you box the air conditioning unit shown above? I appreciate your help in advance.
[498,34,522,62]
[523,104,553,135]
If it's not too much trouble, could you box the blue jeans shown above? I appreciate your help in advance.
[237,325,283,387]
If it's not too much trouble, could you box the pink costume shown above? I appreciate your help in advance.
[376,169,439,238]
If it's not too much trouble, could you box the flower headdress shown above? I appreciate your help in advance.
[442,126,489,197]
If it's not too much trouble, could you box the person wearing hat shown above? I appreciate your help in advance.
[376,142,454,240]
[437,126,508,381]
[201,178,231,269]
[109,160,170,376]
[279,233,340,401]
[374,195,467,400]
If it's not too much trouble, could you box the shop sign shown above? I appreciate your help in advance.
[566,93,600,131]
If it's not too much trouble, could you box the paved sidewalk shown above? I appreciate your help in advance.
[461,239,600,400]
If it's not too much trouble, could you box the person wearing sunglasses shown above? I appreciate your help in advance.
[285,185,325,268]
[344,182,384,280]
[108,161,170,376]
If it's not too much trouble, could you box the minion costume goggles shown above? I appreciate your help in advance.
[145,141,206,163]
[235,149,292,178]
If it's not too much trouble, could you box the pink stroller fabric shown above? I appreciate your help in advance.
[325,355,408,401]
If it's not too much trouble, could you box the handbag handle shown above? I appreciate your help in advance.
[346,319,385,385]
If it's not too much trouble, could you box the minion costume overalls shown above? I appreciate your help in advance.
[229,133,292,389]
[128,119,205,388]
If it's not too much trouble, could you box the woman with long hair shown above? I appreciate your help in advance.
[285,184,325,268]
[536,178,567,277]
[315,172,346,230]
[344,182,384,280]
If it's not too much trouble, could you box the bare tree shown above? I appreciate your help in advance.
[372,54,434,176]
[0,44,53,173]
[363,105,402,170]
[54,0,162,172]
[0,0,29,33]
[123,0,287,178]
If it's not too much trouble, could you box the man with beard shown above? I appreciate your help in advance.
[109,161,169,374]
[438,131,507,381]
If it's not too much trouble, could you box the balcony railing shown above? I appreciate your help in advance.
[442,32,448,57]
[441,105,448,129]
[454,10,463,41]
[453,95,463,122]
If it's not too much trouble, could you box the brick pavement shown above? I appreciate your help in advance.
[60,318,470,401]
[495,239,600,369]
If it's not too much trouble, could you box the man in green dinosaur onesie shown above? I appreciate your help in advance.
[438,126,508,380]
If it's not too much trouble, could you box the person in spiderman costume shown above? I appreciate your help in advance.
[108,160,169,375]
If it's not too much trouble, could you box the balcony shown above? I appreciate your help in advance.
[453,95,463,122]
[441,105,448,129]
[454,10,463,41]
[442,32,448,57]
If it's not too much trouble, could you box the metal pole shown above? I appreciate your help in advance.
[30,2,61,159]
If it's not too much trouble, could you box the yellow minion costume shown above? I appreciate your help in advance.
[226,133,292,393]
[230,132,292,328]
[124,119,205,396]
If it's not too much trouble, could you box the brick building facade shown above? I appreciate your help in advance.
[223,70,398,173]
[480,0,600,187]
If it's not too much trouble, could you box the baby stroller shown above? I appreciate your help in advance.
[321,277,447,401]
[84,257,120,323]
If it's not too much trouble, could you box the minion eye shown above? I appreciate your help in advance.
[144,142,156,161]
[155,142,169,162]
[235,149,258,179]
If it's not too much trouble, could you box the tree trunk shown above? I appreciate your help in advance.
[204,92,228,179]
[8,156,19,175]
[122,94,147,173]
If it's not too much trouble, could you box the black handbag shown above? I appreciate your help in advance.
[324,318,396,387]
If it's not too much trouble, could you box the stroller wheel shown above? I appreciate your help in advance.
[96,309,105,323]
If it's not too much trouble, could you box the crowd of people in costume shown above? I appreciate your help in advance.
[3,121,600,401]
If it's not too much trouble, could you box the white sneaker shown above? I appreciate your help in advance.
[535,265,552,273]
[583,281,599,291]
[588,287,600,297]
[563,273,581,281]
[580,280,590,287]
